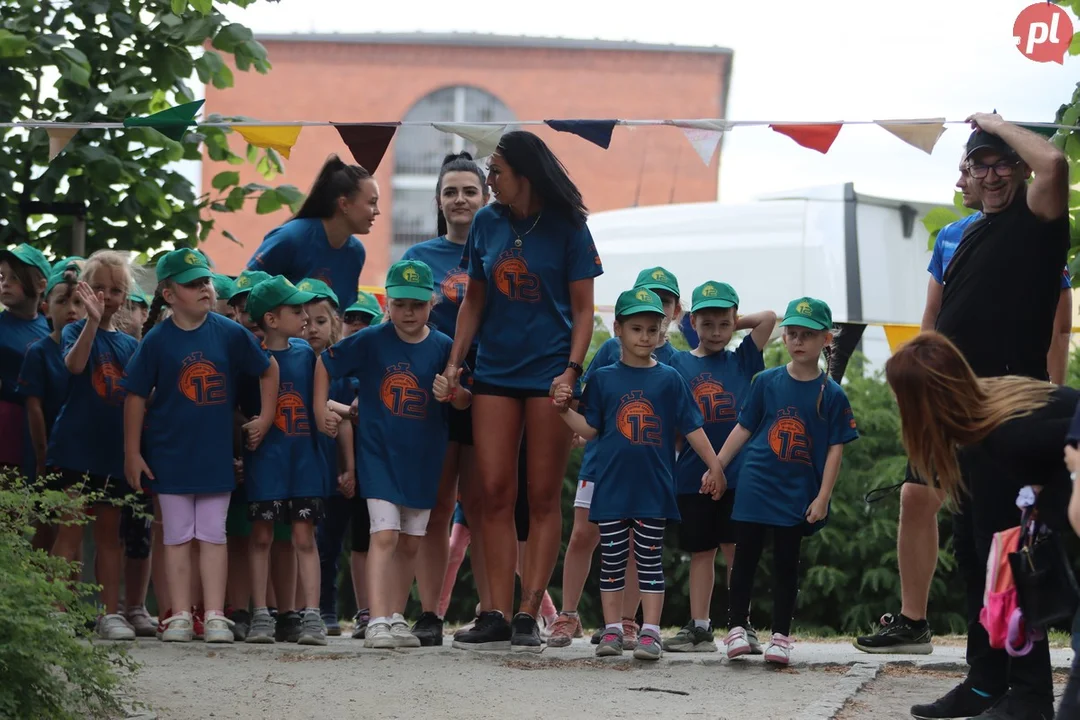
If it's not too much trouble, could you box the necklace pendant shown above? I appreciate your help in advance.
[514,238,522,248]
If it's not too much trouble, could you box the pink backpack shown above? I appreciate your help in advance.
[980,525,1043,656]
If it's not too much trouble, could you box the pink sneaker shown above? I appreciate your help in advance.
[725,626,751,659]
[764,633,793,665]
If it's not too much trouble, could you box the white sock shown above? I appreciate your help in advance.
[253,606,269,616]
[304,607,319,616]
[606,622,622,633]
[371,616,391,627]
[694,619,710,630]
[643,623,661,635]
[563,610,578,618]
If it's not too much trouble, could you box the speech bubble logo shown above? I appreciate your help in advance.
[1013,2,1073,64]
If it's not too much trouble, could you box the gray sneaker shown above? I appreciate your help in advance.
[297,610,328,646]
[595,628,624,657]
[390,613,421,648]
[746,627,764,655]
[663,621,717,652]
[633,628,662,661]
[245,609,276,644]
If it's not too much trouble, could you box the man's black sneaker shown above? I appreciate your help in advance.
[452,611,511,651]
[411,611,444,647]
[510,613,542,654]
[971,693,1054,720]
[274,611,302,643]
[911,681,1001,719]
[228,609,251,642]
[854,613,933,655]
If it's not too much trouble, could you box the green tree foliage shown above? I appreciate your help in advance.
[0,0,300,256]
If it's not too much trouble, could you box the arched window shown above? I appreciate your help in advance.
[391,86,516,259]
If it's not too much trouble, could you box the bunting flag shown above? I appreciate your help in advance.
[122,99,204,141]
[770,123,843,154]
[546,119,617,149]
[433,123,508,159]
[883,323,921,353]
[46,127,79,160]
[875,119,947,154]
[232,125,302,159]
[830,322,867,382]
[672,120,728,166]
[333,123,398,172]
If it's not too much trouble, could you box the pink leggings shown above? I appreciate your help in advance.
[158,492,232,546]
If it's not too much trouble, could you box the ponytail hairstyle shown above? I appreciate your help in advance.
[494,131,588,229]
[435,152,488,237]
[142,282,171,339]
[295,155,372,220]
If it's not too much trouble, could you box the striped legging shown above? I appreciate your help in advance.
[598,518,666,594]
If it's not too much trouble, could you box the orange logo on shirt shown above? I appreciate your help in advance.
[690,373,736,424]
[440,268,468,305]
[178,352,227,406]
[92,356,126,406]
[844,406,857,430]
[493,250,540,302]
[767,407,812,465]
[380,363,428,419]
[274,383,310,436]
[616,390,662,446]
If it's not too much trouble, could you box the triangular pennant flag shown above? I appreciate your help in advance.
[770,123,843,154]
[123,99,205,141]
[545,119,617,149]
[831,322,867,382]
[883,323,921,354]
[433,123,508,159]
[672,120,729,166]
[875,119,946,155]
[233,125,303,159]
[47,127,79,160]
[333,123,398,172]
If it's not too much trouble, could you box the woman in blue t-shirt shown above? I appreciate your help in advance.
[245,155,379,311]
[444,131,604,652]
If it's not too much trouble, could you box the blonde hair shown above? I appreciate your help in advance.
[885,331,1053,502]
[81,250,136,330]
[306,298,341,345]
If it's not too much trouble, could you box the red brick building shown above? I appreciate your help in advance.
[201,33,732,280]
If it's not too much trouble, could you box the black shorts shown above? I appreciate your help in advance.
[515,440,529,542]
[54,468,132,504]
[448,406,473,446]
[676,491,737,552]
[471,381,550,399]
[120,496,153,560]
[248,497,326,524]
[351,493,371,553]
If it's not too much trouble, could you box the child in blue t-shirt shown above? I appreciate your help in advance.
[553,287,722,662]
[715,297,859,666]
[122,249,276,644]
[664,281,776,653]
[316,260,471,650]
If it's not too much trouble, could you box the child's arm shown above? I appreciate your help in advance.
[552,383,597,440]
[312,355,340,438]
[684,427,726,499]
[65,283,105,374]
[327,400,352,419]
[736,310,778,351]
[25,397,47,478]
[433,373,472,410]
[123,394,154,492]
[337,418,356,498]
[243,358,280,450]
[716,424,752,468]
[807,444,844,523]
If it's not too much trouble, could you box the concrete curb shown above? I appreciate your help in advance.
[795,662,880,720]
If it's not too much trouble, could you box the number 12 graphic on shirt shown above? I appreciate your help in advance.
[380,363,429,419]
[767,407,811,465]
[691,374,736,423]
[179,352,227,406]
[616,391,662,446]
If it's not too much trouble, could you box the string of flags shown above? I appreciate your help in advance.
[11,98,1070,171]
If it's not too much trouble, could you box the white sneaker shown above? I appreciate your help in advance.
[364,621,395,649]
[764,633,793,665]
[391,613,421,648]
[124,605,157,637]
[725,626,751,659]
[204,613,235,644]
[97,613,136,641]
[161,611,195,643]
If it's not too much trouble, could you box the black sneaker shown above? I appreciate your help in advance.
[590,626,604,644]
[274,611,302,643]
[911,682,1001,719]
[228,609,251,642]
[970,693,1054,720]
[452,611,511,651]
[510,613,542,654]
[351,610,370,640]
[854,613,933,655]
[411,611,444,647]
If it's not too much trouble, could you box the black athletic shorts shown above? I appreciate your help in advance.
[54,468,132,504]
[676,490,737,552]
[351,492,371,553]
[120,496,153,560]
[515,440,529,543]
[471,381,551,399]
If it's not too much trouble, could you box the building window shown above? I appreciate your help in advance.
[391,86,516,259]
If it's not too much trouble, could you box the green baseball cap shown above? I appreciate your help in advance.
[155,248,212,285]
[231,269,273,298]
[211,274,235,301]
[0,243,52,280]
[45,270,77,298]
[691,281,739,312]
[385,260,434,301]
[780,297,833,331]
[52,256,83,274]
[345,291,383,321]
[129,287,150,306]
[296,278,340,307]
[615,287,666,318]
[246,275,317,322]
[633,266,680,298]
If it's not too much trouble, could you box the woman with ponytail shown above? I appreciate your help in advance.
[711,296,859,666]
[245,155,379,311]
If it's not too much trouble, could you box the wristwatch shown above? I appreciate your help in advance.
[567,361,584,376]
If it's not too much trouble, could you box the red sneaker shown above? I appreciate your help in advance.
[156,608,172,640]
[192,606,205,640]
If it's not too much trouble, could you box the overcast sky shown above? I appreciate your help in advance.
[222,0,1079,206]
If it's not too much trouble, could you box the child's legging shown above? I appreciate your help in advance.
[727,521,803,636]
[598,519,665,593]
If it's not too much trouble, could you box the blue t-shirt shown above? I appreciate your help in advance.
[246,218,367,311]
[321,323,453,510]
[465,205,603,391]
[402,236,470,339]
[732,366,859,530]
[122,314,270,495]
[244,338,326,502]
[679,315,699,350]
[318,376,358,498]
[17,336,69,476]
[581,361,704,522]
[578,337,677,482]
[48,320,139,478]
[670,335,765,494]
[929,212,1071,289]
[0,312,49,405]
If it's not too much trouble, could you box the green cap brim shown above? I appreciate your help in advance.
[172,267,213,285]
[780,316,828,330]
[637,281,679,298]
[386,286,433,301]
[692,299,737,312]
[0,249,50,280]
[283,289,318,307]
[618,304,666,317]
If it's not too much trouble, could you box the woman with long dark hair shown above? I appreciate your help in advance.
[887,331,1073,720]
[444,131,602,652]
[245,155,379,311]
